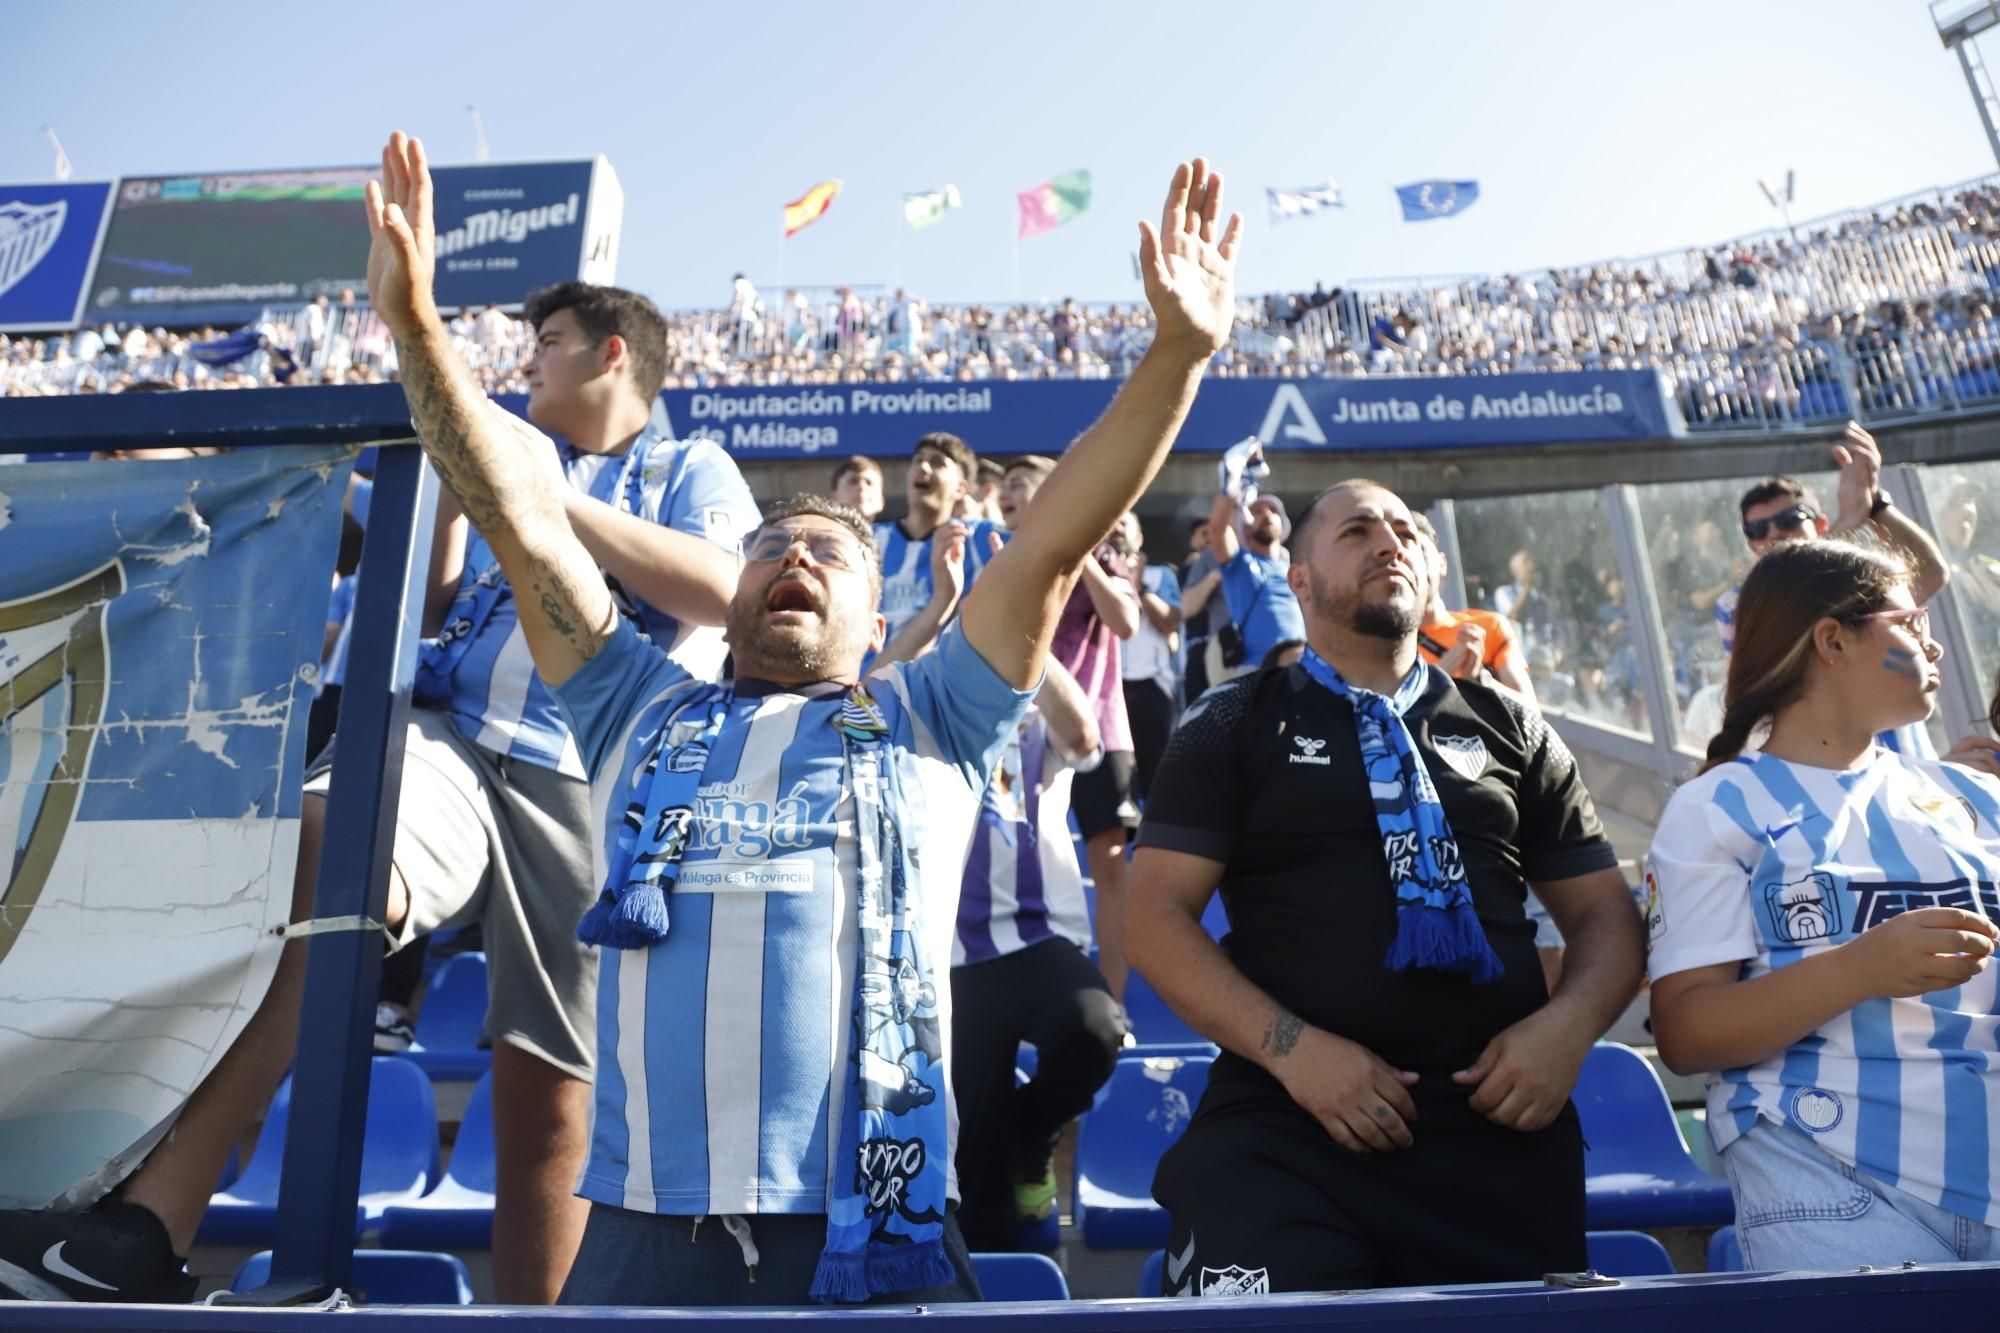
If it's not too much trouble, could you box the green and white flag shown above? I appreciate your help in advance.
[903,185,963,231]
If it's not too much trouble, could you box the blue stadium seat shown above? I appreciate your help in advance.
[1137,1248,1164,1297]
[231,1250,474,1305]
[378,1070,498,1249]
[1121,968,1206,1049]
[1573,1043,1733,1229]
[404,952,491,1082]
[1013,1212,1061,1254]
[1708,1225,1744,1273]
[1586,1229,1675,1277]
[970,1252,1069,1301]
[1074,1054,1212,1249]
[199,1057,440,1245]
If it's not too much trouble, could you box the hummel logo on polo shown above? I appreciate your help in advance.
[1288,735,1330,766]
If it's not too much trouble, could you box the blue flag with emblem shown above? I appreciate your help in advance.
[0,445,353,1208]
[1395,179,1480,222]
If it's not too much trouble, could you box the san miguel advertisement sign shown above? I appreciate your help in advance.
[70,158,621,328]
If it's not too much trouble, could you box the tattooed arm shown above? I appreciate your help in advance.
[367,131,615,685]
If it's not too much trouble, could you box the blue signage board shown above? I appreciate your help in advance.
[0,181,115,332]
[74,159,616,328]
[656,369,1681,459]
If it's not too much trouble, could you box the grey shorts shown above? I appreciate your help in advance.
[305,706,598,1081]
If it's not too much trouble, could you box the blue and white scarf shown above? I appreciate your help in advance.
[1299,647,1503,984]
[574,684,731,948]
[576,684,952,1302]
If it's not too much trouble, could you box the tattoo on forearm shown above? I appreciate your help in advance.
[539,591,577,639]
[1262,1009,1303,1058]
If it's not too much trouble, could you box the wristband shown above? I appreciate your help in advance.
[1869,491,1893,519]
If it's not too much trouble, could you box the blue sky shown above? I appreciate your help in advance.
[5,0,1997,311]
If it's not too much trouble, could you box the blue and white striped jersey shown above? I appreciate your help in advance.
[872,518,1006,647]
[954,710,1095,968]
[553,617,1033,1215]
[437,427,758,777]
[1647,749,2000,1226]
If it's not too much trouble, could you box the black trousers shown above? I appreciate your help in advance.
[1153,1087,1587,1294]
[1122,678,1176,803]
[949,938,1128,1252]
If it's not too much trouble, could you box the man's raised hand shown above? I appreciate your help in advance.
[365,132,439,339]
[1138,160,1243,357]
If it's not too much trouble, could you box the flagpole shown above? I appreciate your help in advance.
[893,197,903,290]
[1011,234,1021,303]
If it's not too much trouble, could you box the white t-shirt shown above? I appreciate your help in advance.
[1646,748,2000,1226]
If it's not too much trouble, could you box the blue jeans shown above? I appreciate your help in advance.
[1722,1118,2000,1270]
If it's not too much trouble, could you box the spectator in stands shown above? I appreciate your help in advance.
[1128,478,1642,1293]
[947,652,1127,1251]
[1179,516,1234,698]
[1119,512,1183,800]
[1648,539,1999,1271]
[1709,422,1949,759]
[962,456,1006,525]
[305,134,1234,1308]
[1198,441,1304,683]
[1491,549,1558,657]
[999,457,1143,999]
[0,274,758,1306]
[1408,512,1536,702]
[829,454,885,521]
[872,433,1005,660]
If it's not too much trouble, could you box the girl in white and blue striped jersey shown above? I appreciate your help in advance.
[1647,539,2000,1271]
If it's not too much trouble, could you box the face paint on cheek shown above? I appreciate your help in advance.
[1883,646,1923,679]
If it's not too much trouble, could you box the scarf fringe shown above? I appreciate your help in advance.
[575,885,671,949]
[1386,900,1504,984]
[809,1241,955,1304]
[809,1252,871,1304]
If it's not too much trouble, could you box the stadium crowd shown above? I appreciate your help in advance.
[11,179,2000,429]
[2,137,1997,1312]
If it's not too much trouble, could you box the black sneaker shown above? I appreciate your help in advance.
[0,1203,195,1303]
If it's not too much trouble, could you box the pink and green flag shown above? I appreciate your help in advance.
[1016,170,1090,240]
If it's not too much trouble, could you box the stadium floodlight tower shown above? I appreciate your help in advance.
[1936,0,2000,171]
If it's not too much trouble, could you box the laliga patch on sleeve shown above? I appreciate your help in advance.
[704,507,743,547]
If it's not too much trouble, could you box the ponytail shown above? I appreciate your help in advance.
[1699,701,1764,774]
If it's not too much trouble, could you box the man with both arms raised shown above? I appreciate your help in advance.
[360,131,1242,1305]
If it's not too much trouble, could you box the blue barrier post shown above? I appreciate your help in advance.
[255,440,436,1302]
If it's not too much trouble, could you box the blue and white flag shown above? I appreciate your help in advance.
[0,445,352,1208]
[1395,179,1480,222]
[1266,182,1343,223]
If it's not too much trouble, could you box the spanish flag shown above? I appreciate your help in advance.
[784,179,842,237]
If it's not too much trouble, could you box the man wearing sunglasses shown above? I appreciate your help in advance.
[1714,420,1949,758]
[351,134,1240,1308]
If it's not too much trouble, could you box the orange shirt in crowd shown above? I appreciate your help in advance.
[1416,608,1524,680]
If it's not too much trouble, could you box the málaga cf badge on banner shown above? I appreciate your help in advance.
[0,563,121,969]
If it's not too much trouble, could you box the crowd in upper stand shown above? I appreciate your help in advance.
[10,178,2000,428]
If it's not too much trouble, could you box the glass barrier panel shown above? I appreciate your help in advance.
[1919,461,2000,722]
[1637,469,1947,756]
[1453,490,1650,738]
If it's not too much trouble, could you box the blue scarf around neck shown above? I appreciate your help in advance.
[1298,647,1503,984]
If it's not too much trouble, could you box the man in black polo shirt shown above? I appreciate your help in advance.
[1126,479,1643,1295]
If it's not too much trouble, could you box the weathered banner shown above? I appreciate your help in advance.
[0,446,350,1208]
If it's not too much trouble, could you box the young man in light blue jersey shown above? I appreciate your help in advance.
[342,132,1242,1307]
[872,432,1006,661]
[1193,439,1304,683]
[0,285,754,1305]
